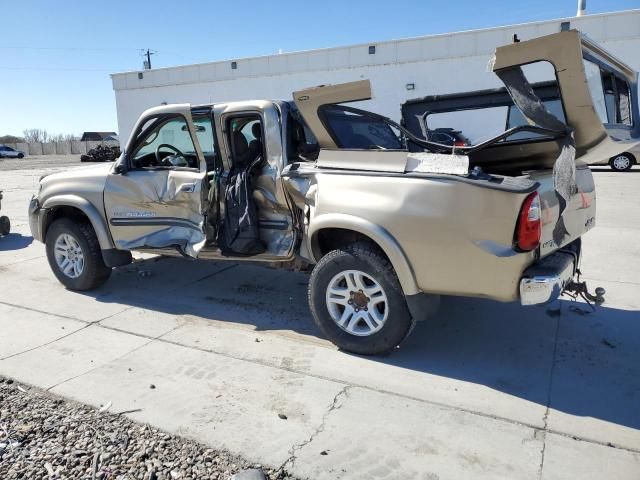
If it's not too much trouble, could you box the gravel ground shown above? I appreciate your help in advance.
[0,155,90,171]
[0,377,296,480]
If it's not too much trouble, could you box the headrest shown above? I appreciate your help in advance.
[252,123,262,140]
[234,132,249,154]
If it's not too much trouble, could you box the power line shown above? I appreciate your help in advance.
[0,46,143,52]
[0,66,123,72]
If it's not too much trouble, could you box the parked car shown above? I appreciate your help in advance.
[605,149,637,171]
[29,31,636,354]
[0,145,25,159]
[0,190,10,236]
[426,128,470,147]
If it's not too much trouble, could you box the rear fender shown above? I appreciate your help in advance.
[308,213,419,296]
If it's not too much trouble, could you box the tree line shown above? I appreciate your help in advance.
[0,129,79,144]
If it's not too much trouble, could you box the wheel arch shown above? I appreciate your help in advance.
[41,195,114,250]
[308,214,419,296]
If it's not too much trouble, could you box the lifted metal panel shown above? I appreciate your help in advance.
[293,80,372,149]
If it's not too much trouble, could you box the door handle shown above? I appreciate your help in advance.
[178,183,196,193]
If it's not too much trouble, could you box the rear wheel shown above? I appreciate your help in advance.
[308,241,413,355]
[610,153,633,172]
[45,218,111,290]
[17,153,24,159]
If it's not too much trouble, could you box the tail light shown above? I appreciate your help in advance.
[454,140,466,147]
[515,192,541,251]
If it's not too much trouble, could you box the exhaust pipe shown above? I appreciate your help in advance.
[577,0,586,17]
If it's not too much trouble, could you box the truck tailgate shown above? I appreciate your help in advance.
[528,164,596,258]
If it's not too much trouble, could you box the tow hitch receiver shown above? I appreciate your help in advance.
[562,271,606,306]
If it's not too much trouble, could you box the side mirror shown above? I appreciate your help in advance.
[113,161,127,175]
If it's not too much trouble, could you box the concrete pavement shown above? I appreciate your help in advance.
[1,159,639,479]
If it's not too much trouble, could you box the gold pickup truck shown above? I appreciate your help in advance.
[29,31,638,354]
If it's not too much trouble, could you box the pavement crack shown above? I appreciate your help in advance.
[278,385,351,474]
[45,325,179,393]
[0,300,88,324]
[538,312,562,479]
[0,323,91,361]
[185,263,238,286]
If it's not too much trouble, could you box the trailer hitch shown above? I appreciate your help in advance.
[562,269,606,312]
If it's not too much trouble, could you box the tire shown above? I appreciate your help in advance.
[45,218,112,290]
[610,153,633,172]
[17,153,24,159]
[0,216,10,236]
[308,241,413,355]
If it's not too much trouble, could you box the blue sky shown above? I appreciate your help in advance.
[1,0,638,137]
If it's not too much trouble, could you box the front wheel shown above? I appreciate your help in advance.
[610,153,633,172]
[308,242,414,355]
[45,218,112,290]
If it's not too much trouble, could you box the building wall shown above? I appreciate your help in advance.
[111,10,640,144]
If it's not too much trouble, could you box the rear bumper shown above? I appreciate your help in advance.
[519,249,578,306]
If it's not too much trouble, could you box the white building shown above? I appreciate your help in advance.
[111,9,640,143]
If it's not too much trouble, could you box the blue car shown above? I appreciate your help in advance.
[0,145,25,158]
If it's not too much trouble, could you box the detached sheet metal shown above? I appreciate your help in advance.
[492,29,640,164]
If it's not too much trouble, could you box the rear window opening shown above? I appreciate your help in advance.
[319,105,404,150]
[422,61,566,148]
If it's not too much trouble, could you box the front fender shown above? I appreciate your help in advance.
[308,213,419,296]
[41,195,114,250]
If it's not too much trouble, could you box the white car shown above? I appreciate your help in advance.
[0,145,25,159]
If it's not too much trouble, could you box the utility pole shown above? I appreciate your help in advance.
[143,49,155,70]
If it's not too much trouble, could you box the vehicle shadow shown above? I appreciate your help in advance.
[89,256,321,337]
[380,295,640,433]
[86,256,639,432]
[0,233,34,251]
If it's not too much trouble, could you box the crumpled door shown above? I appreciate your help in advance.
[104,104,209,257]
[104,169,207,256]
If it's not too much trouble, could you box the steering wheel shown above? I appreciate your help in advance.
[155,144,185,165]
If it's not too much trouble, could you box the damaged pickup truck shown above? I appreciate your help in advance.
[30,31,639,354]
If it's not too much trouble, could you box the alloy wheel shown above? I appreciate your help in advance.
[612,155,631,171]
[326,269,389,336]
[54,233,85,279]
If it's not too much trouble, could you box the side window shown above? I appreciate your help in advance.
[287,112,319,162]
[131,116,199,169]
[583,59,608,123]
[192,115,216,154]
[226,115,264,167]
[583,58,632,126]
[426,107,508,145]
[321,106,403,150]
[506,99,566,140]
